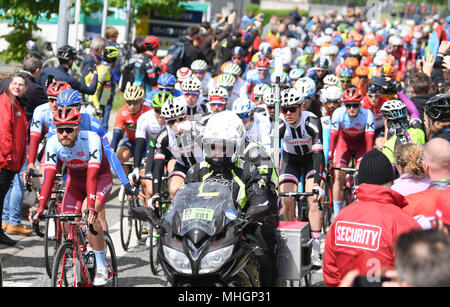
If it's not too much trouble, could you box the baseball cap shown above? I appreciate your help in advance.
[435,187,450,225]
[356,149,395,185]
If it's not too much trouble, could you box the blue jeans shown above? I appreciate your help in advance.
[2,161,27,226]
[102,103,112,132]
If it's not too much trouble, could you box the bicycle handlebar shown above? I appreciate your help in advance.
[331,167,357,174]
[32,210,98,237]
[279,190,318,198]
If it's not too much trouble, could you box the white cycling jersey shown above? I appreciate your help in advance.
[135,109,166,144]
[245,112,272,151]
[174,95,211,122]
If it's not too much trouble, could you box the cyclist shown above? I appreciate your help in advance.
[306,55,330,90]
[232,97,272,152]
[253,83,271,114]
[352,66,369,96]
[277,88,325,267]
[29,107,112,286]
[111,85,151,182]
[175,67,192,91]
[328,88,375,218]
[288,68,306,88]
[293,45,314,71]
[182,111,273,286]
[423,94,450,141]
[38,45,98,95]
[146,73,183,106]
[242,57,272,99]
[320,85,343,164]
[380,99,425,167]
[190,59,212,97]
[151,98,203,202]
[84,45,120,131]
[174,75,210,122]
[338,67,354,91]
[207,86,229,115]
[228,46,250,79]
[26,81,71,178]
[216,73,241,107]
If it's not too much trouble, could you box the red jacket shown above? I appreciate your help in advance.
[0,90,28,172]
[323,184,420,287]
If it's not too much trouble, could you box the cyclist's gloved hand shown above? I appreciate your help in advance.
[312,185,325,201]
[148,194,160,210]
[127,168,140,185]
[124,183,139,196]
[95,106,103,117]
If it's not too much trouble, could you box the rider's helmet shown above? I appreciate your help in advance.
[231,46,246,57]
[259,42,272,58]
[366,82,382,93]
[47,81,72,99]
[176,67,192,82]
[253,83,271,98]
[123,85,145,101]
[151,91,172,109]
[158,73,177,89]
[223,63,242,76]
[321,85,343,103]
[256,57,271,69]
[342,87,364,103]
[103,46,120,63]
[144,36,160,50]
[304,46,315,57]
[56,89,82,108]
[280,88,304,107]
[263,88,277,107]
[191,59,208,71]
[289,68,306,81]
[424,94,450,122]
[314,56,330,70]
[53,106,82,126]
[327,45,339,57]
[202,111,246,166]
[217,73,236,88]
[339,67,354,80]
[355,66,370,77]
[271,72,288,86]
[232,97,255,118]
[208,87,228,104]
[323,74,340,87]
[160,98,186,120]
[344,57,359,69]
[294,77,316,100]
[57,45,77,61]
[381,99,408,122]
[181,76,202,92]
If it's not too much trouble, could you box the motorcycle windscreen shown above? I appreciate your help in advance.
[164,182,238,237]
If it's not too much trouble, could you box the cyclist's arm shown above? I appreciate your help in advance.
[86,134,103,211]
[365,110,375,153]
[328,111,341,159]
[134,137,149,169]
[307,116,325,185]
[152,130,171,195]
[27,111,46,169]
[36,137,60,214]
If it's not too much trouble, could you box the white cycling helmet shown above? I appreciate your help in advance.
[294,77,316,100]
[208,86,228,104]
[271,71,288,85]
[191,59,208,71]
[253,83,271,98]
[287,38,299,50]
[327,45,339,56]
[259,42,272,57]
[289,68,305,81]
[223,63,242,76]
[203,111,246,163]
[321,85,342,103]
[181,75,202,92]
[280,88,304,107]
[381,99,408,121]
[232,97,255,115]
[323,74,340,87]
[161,98,186,119]
[176,67,192,81]
[263,88,277,107]
[368,45,379,56]
[217,73,236,88]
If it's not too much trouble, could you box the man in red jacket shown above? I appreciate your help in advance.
[0,73,29,246]
[323,149,420,287]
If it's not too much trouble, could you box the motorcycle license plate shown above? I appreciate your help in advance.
[182,208,214,222]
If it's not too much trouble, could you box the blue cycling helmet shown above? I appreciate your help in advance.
[232,97,255,117]
[333,35,343,45]
[157,73,176,88]
[339,67,354,79]
[56,89,82,108]
[304,46,315,56]
[294,77,316,100]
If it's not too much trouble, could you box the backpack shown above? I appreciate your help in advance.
[167,41,185,75]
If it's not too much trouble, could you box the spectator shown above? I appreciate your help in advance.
[261,15,279,39]
[391,143,430,196]
[81,35,107,78]
[0,73,29,246]
[423,94,450,141]
[409,73,432,122]
[104,26,121,91]
[199,22,219,70]
[404,138,450,221]
[289,6,302,24]
[435,187,450,235]
[323,149,420,287]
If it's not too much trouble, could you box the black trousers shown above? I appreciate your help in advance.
[0,169,17,225]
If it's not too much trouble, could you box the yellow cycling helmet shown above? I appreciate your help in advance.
[124,85,145,101]
[103,46,120,62]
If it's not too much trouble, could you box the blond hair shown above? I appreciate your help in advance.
[394,143,426,179]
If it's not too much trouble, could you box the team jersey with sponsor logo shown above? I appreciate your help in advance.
[174,95,210,122]
[135,109,166,146]
[330,106,375,142]
[114,104,151,142]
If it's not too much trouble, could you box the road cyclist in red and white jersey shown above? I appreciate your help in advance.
[173,75,210,122]
[29,107,112,286]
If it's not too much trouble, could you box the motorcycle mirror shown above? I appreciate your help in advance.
[172,211,182,236]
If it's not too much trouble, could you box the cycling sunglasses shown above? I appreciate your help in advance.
[210,102,226,108]
[167,116,185,125]
[159,87,173,92]
[267,105,275,110]
[237,112,252,120]
[326,100,340,105]
[57,126,77,134]
[368,93,381,98]
[153,108,161,114]
[345,103,360,109]
[281,106,299,114]
[340,78,352,83]
[232,56,243,60]
[193,71,205,75]
[126,100,140,105]
[184,92,199,97]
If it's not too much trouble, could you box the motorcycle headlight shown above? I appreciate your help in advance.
[163,246,192,274]
[199,245,233,274]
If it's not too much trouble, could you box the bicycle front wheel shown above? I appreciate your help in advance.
[44,200,61,278]
[148,224,160,275]
[103,232,118,287]
[119,191,132,251]
[51,241,77,287]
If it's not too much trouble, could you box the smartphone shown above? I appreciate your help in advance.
[47,74,54,87]
[352,275,391,287]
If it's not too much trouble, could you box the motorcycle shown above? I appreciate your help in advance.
[134,182,268,287]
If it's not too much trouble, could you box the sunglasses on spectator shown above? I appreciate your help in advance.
[184,92,199,97]
[237,112,252,120]
[57,126,77,134]
[281,106,299,114]
[345,103,360,109]
[167,117,185,125]
[126,100,140,105]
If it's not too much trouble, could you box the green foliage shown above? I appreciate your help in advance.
[245,4,307,28]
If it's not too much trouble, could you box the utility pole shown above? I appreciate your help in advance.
[56,0,71,48]
[101,0,109,37]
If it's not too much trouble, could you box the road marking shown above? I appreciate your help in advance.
[108,220,149,258]
[3,281,33,287]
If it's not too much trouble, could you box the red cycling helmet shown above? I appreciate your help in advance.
[342,87,364,102]
[256,56,270,68]
[144,36,160,50]
[53,106,81,126]
[47,81,72,99]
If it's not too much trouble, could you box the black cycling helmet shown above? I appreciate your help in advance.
[231,46,245,57]
[57,45,77,61]
[314,56,329,69]
[425,94,450,122]
[366,82,382,93]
